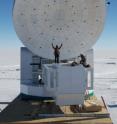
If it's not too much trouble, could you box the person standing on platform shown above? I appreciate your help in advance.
[52,43,63,63]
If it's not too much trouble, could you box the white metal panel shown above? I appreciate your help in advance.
[21,84,44,97]
[13,0,106,59]
[56,65,87,94]
[21,47,33,84]
[56,94,84,106]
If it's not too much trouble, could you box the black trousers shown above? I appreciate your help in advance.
[55,55,59,63]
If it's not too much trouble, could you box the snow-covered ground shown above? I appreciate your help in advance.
[94,50,117,124]
[0,49,117,123]
[0,65,20,110]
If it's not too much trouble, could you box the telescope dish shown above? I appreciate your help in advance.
[13,0,106,60]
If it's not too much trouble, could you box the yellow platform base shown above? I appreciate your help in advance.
[0,95,113,124]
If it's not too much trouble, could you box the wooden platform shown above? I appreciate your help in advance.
[0,95,113,124]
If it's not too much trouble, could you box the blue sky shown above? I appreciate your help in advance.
[0,0,117,50]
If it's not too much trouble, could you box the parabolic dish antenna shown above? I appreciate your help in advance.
[13,0,106,60]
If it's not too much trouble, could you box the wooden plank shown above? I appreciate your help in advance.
[101,96,108,110]
[38,113,110,118]
[0,102,10,105]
